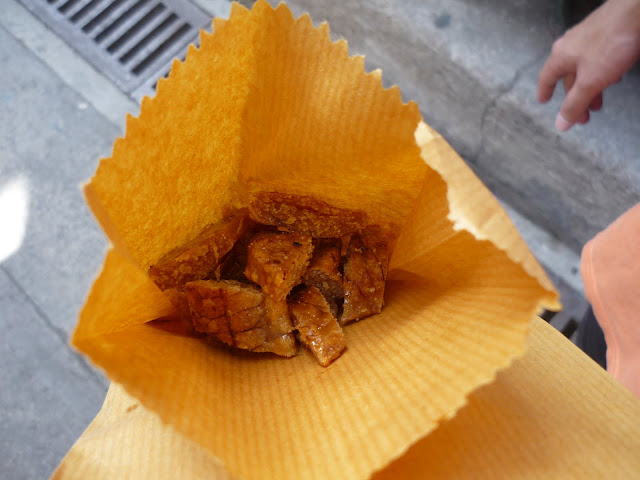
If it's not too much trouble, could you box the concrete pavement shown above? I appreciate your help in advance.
[0,22,111,479]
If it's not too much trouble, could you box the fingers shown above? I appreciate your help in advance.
[577,110,590,125]
[562,74,591,125]
[556,73,603,131]
[538,37,604,131]
[590,92,603,111]
[538,51,573,103]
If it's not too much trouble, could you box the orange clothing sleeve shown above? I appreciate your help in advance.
[581,203,640,398]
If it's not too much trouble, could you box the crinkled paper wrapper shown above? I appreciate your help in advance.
[63,2,559,479]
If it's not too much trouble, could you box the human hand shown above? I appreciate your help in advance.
[538,0,640,131]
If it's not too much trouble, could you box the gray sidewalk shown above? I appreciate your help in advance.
[0,23,112,478]
[1,0,638,478]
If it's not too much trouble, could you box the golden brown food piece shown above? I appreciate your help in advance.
[245,231,314,300]
[289,286,346,366]
[341,226,391,324]
[249,192,368,238]
[162,288,195,328]
[149,192,394,363]
[340,234,351,258]
[303,238,343,317]
[264,295,296,338]
[148,288,199,336]
[149,209,250,290]
[163,288,190,316]
[218,221,256,282]
[182,280,297,357]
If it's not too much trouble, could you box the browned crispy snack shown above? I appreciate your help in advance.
[341,226,391,324]
[150,200,394,366]
[154,288,198,335]
[218,221,256,283]
[303,238,342,317]
[163,287,192,320]
[249,192,368,238]
[149,209,250,290]
[245,231,314,300]
[289,286,346,366]
[182,280,298,357]
[264,295,296,343]
[340,234,351,258]
[304,239,342,298]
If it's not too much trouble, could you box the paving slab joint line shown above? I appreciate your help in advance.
[1,265,108,389]
[473,50,550,164]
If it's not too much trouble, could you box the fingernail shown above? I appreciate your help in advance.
[555,113,572,131]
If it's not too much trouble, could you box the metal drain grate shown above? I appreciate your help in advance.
[18,0,211,101]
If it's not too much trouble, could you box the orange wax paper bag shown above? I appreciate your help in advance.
[67,2,559,479]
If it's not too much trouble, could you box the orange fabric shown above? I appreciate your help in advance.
[581,203,640,398]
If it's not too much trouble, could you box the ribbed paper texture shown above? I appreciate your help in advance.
[52,381,235,480]
[55,319,640,479]
[68,2,559,479]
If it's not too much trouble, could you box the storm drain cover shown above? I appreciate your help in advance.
[17,0,211,101]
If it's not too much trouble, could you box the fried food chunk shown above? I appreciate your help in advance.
[219,222,255,282]
[150,193,394,364]
[303,238,343,317]
[162,288,196,331]
[245,231,314,300]
[182,280,297,357]
[341,226,391,324]
[264,295,296,340]
[149,209,250,290]
[340,234,351,257]
[249,192,368,238]
[289,286,346,366]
